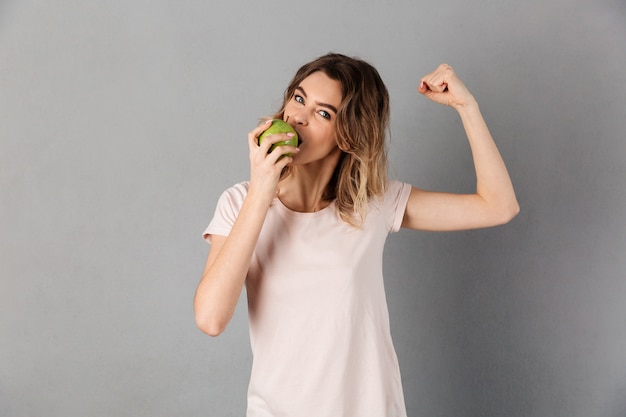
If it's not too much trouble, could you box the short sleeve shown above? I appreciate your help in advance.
[202,182,249,243]
[384,180,412,233]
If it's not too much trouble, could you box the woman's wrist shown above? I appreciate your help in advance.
[453,95,479,114]
[245,184,276,211]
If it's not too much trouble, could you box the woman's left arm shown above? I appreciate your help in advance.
[402,64,520,231]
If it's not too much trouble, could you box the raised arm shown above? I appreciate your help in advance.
[401,64,519,231]
[194,121,298,336]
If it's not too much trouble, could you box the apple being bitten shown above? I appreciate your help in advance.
[258,119,298,156]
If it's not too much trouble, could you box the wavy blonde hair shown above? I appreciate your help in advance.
[273,53,390,227]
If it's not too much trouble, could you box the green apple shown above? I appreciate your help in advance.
[258,119,298,155]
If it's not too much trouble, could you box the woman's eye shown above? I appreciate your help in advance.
[319,110,331,120]
[294,95,304,104]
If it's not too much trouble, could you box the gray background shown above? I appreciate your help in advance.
[1,0,625,416]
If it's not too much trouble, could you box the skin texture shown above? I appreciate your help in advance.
[194,65,519,336]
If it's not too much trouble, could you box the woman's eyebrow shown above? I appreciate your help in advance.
[295,86,338,114]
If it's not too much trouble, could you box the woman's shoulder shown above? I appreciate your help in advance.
[215,181,250,209]
[226,181,250,195]
[385,179,407,194]
[369,179,412,232]
[379,179,411,202]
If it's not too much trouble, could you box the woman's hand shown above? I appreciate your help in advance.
[247,120,299,200]
[418,64,477,109]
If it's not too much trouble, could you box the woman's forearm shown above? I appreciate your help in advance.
[457,100,520,220]
[194,193,271,336]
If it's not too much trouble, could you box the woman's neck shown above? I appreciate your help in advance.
[277,154,341,213]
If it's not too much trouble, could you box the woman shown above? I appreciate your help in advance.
[195,53,519,416]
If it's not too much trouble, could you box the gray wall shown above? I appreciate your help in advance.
[1,0,625,416]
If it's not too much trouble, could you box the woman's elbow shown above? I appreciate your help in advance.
[195,313,228,337]
[497,199,520,225]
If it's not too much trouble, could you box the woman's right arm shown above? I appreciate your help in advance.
[194,121,298,336]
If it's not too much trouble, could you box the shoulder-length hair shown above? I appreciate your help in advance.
[272,53,390,227]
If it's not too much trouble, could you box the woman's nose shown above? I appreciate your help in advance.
[291,110,308,126]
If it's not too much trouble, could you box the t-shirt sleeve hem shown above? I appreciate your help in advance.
[202,227,231,243]
[201,182,248,243]
[390,182,412,233]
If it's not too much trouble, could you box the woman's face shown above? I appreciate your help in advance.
[283,71,343,166]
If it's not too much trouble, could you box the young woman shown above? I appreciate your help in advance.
[195,53,519,417]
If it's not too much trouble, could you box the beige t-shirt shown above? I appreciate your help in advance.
[204,180,412,417]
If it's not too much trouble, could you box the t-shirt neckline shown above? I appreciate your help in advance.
[272,196,336,218]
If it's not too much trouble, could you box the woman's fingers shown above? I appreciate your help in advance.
[248,120,272,151]
[420,64,447,85]
[248,121,298,154]
[247,123,297,176]
[418,64,474,108]
[418,64,454,104]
